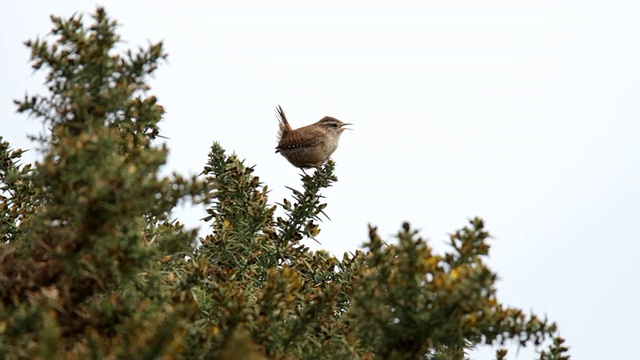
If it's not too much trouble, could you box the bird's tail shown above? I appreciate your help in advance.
[275,105,292,139]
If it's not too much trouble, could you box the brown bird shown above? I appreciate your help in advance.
[275,105,351,170]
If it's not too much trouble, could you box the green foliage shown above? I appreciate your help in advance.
[1,8,201,359]
[0,138,35,242]
[0,7,571,360]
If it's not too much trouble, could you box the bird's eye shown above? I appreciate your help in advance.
[330,123,338,128]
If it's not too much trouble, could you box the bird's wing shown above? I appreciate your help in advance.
[276,124,325,150]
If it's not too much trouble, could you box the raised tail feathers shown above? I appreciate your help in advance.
[276,105,292,134]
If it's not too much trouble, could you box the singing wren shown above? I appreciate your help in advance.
[275,105,351,170]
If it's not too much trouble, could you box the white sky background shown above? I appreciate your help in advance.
[2,1,639,359]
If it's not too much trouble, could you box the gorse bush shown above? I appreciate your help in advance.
[0,8,570,360]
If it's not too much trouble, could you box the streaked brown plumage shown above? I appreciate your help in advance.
[275,105,351,169]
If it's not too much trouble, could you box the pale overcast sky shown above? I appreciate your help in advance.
[2,1,639,359]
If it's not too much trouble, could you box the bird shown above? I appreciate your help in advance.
[274,105,351,170]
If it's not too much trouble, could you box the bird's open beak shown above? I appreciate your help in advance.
[341,123,353,130]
